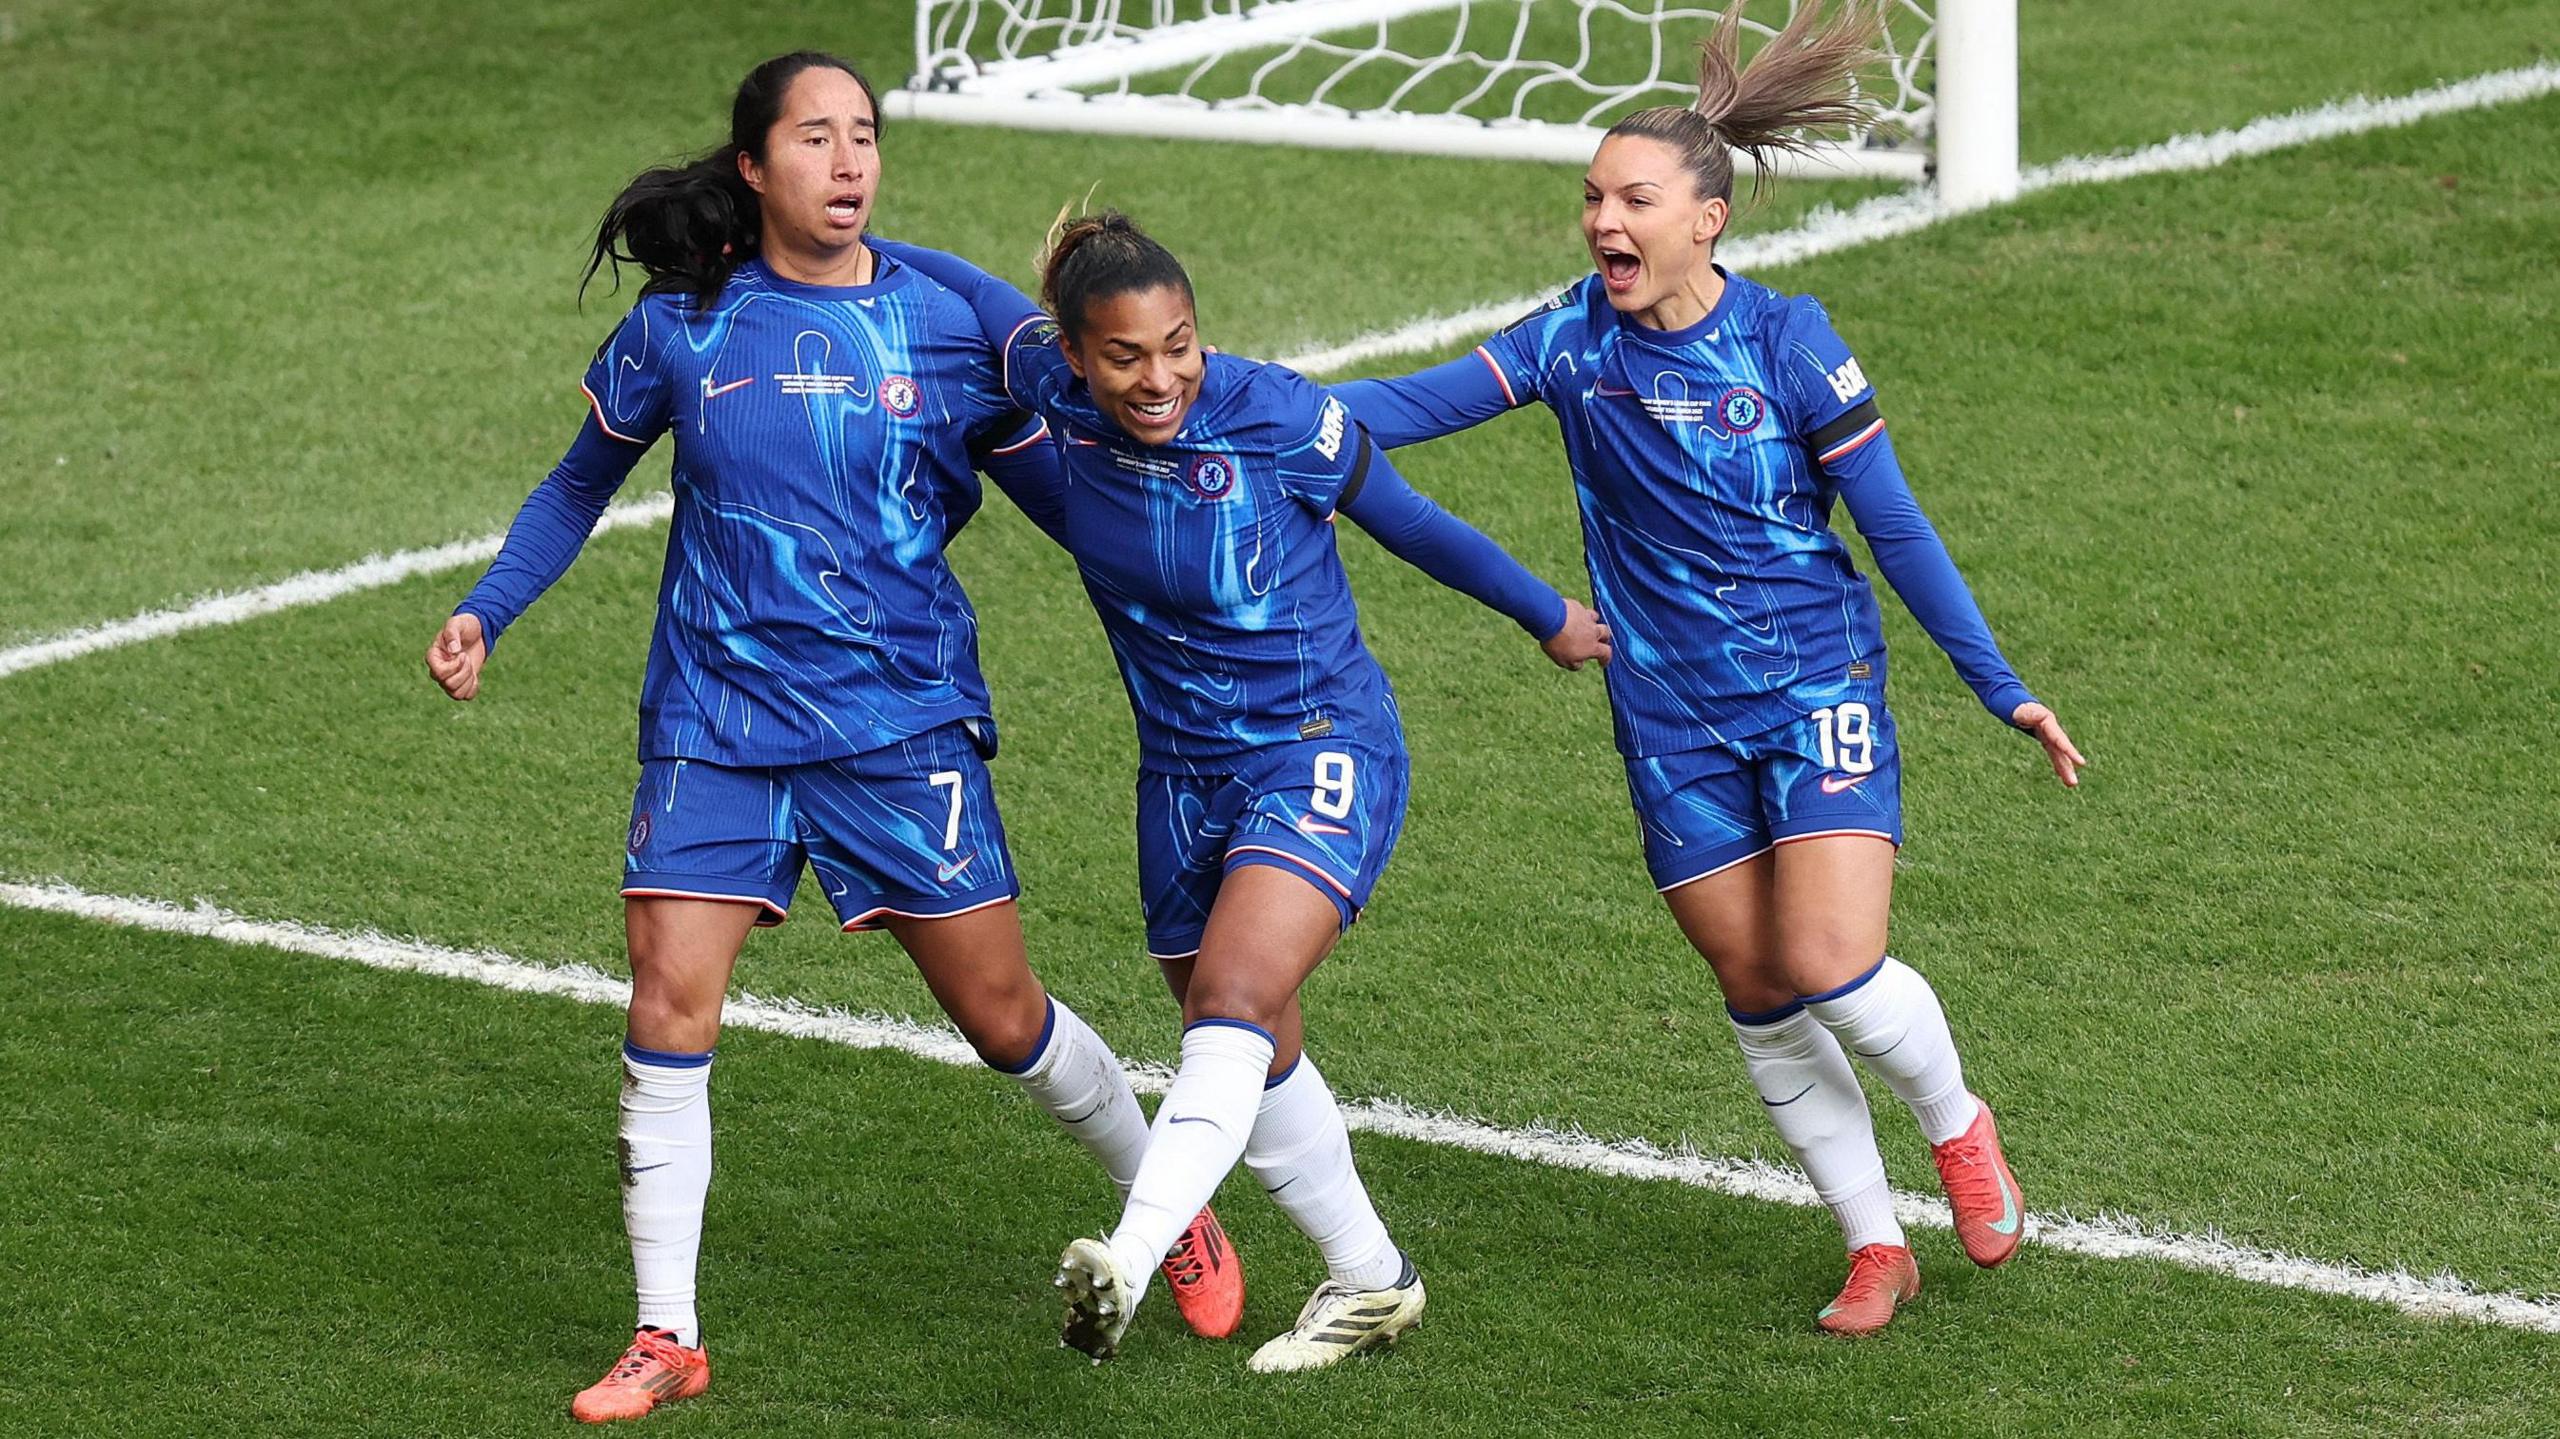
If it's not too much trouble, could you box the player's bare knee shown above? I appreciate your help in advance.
[1779,939,1883,999]
[1713,966,1799,1018]
[956,985,1051,1071]
[1181,976,1287,1034]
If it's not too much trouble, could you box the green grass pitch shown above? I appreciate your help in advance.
[1,0,2554,1433]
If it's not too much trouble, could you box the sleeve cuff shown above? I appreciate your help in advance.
[1983,681,2037,726]
[1529,592,1568,642]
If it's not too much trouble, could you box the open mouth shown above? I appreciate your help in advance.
[824,192,865,228]
[1598,247,1641,292]
[1128,395,1180,427]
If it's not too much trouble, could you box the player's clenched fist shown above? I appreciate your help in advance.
[424,612,488,701]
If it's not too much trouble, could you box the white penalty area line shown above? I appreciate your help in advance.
[0,63,2551,686]
[7,876,2556,1337]
[0,492,675,682]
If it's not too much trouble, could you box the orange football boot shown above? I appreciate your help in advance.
[1816,1243,1920,1337]
[1931,1096,2026,1268]
[1159,1206,1245,1338]
[570,1327,710,1424]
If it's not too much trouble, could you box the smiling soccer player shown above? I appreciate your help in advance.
[875,214,1609,1371]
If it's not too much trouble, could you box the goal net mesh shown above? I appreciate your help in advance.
[906,1,1936,164]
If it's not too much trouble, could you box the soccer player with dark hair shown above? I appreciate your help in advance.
[422,53,1239,1422]
[1332,1,2085,1336]
[873,215,1610,1371]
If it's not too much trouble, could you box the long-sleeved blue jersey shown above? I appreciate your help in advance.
[1336,268,2035,759]
[870,240,1569,774]
[457,256,1056,766]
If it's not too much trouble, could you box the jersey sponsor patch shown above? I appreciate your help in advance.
[1825,356,1871,404]
[1313,396,1349,462]
[880,374,921,418]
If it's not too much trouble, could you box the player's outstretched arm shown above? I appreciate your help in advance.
[1335,435,1609,670]
[1335,351,1519,450]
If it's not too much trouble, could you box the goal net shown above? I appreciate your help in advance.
[887,1,2017,203]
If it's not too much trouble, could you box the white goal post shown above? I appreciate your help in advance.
[886,0,2018,208]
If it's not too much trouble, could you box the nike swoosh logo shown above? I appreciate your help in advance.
[1987,1176,2022,1236]
[622,1162,669,1179]
[702,376,754,400]
[1168,1115,1220,1129]
[936,854,975,883]
[1295,815,1351,836]
[1594,383,1639,398]
[1818,772,1872,795]
[1760,1083,1816,1108]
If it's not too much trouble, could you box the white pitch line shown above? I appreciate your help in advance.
[3,63,2552,684]
[6,876,2555,1336]
[0,492,674,682]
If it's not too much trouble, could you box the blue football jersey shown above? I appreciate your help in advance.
[1466,269,2021,755]
[487,257,1027,766]
[1002,339,1397,771]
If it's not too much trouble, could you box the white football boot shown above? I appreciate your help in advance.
[1056,1237,1141,1362]
[1247,1254,1426,1373]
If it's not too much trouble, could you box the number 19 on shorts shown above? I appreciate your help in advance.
[1808,703,1876,775]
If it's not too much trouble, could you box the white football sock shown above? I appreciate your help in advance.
[1804,957,1982,1146]
[620,1041,713,1348]
[1104,1020,1274,1301]
[991,998,1149,1197]
[1729,1006,1903,1252]
[1243,1053,1403,1290]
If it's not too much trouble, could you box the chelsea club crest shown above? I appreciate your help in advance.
[1717,386,1766,435]
[1185,453,1238,500]
[880,374,921,418]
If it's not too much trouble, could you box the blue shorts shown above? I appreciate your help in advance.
[1625,692,1904,891]
[1134,733,1410,959]
[622,722,1018,931]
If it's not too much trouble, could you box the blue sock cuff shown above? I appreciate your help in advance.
[1726,999,1806,1026]
[1184,1016,1277,1048]
[1263,1054,1303,1090]
[623,1039,715,1069]
[984,997,1059,1076]
[1798,955,1891,1007]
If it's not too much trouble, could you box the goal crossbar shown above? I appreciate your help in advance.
[890,0,2010,199]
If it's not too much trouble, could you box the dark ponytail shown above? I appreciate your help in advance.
[1038,208,1193,342]
[582,50,882,310]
